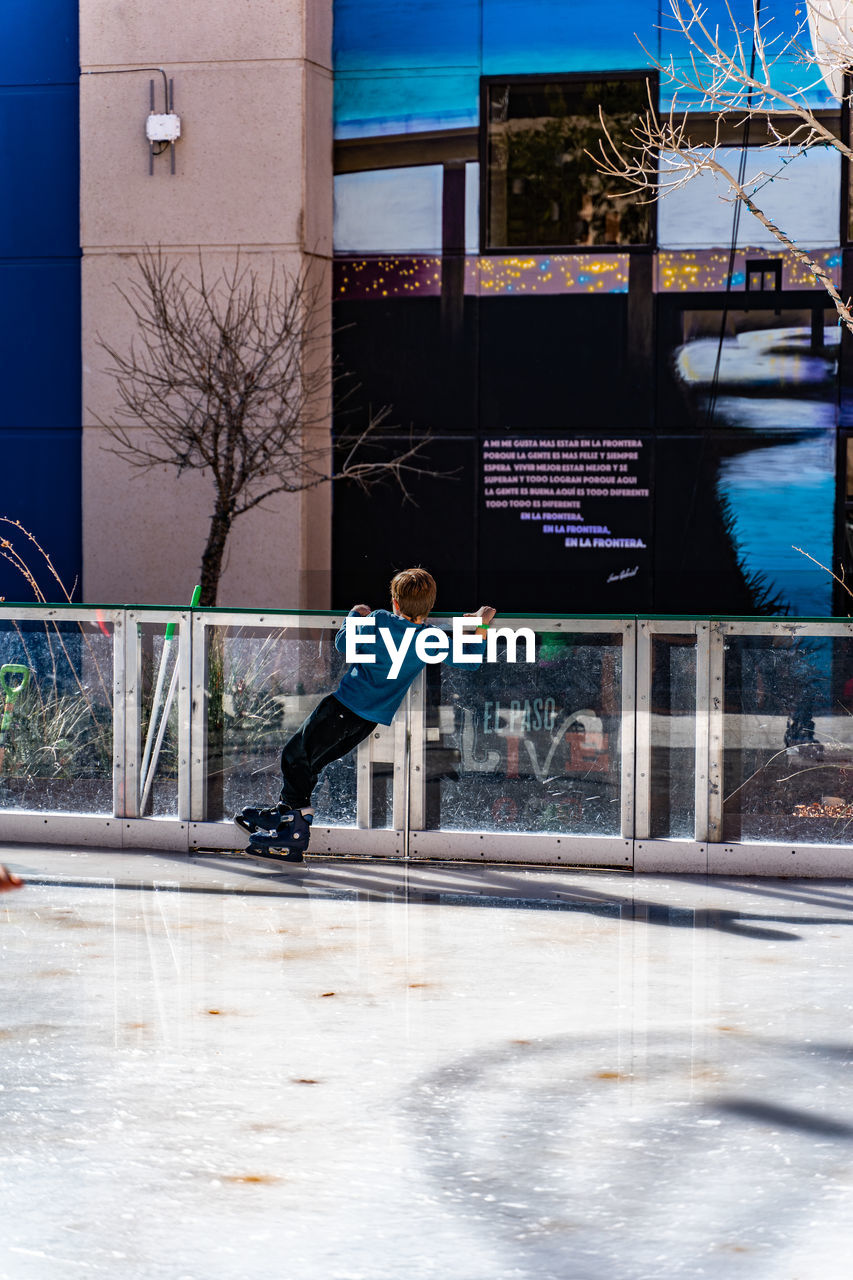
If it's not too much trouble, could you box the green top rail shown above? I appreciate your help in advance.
[0,601,851,625]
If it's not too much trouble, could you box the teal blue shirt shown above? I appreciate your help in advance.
[334,608,484,725]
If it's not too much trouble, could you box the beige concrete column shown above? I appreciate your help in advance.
[79,0,333,607]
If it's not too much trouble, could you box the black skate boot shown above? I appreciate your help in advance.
[245,809,313,866]
[234,804,287,836]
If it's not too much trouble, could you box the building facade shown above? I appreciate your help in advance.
[1,1,850,615]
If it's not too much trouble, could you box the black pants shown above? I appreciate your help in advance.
[279,693,376,810]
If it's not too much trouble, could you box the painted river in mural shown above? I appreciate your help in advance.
[675,324,838,616]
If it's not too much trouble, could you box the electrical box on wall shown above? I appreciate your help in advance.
[146,113,181,143]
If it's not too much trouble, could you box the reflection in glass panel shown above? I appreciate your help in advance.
[422,631,622,835]
[723,635,853,845]
[0,618,113,814]
[204,624,391,829]
[649,635,696,839]
[658,145,840,250]
[485,75,654,249]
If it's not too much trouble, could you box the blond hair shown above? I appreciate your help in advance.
[390,567,436,620]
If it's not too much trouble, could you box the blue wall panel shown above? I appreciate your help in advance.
[0,262,81,429]
[0,85,80,257]
[0,1,80,599]
[0,430,81,603]
[0,1,78,85]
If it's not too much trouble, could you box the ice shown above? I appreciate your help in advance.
[1,849,853,1278]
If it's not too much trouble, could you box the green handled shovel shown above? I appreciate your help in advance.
[0,664,31,774]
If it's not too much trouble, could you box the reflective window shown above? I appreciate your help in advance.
[0,618,114,814]
[483,74,655,250]
[650,634,696,840]
[421,630,623,836]
[202,624,392,829]
[723,634,853,845]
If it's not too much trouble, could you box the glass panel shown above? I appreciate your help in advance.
[421,630,622,835]
[723,634,853,845]
[0,617,113,814]
[485,76,654,249]
[137,623,181,818]
[649,635,696,839]
[204,623,385,829]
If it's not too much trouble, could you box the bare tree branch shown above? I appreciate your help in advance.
[590,1,853,329]
[94,249,432,604]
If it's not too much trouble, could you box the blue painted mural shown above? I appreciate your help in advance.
[0,1,81,602]
[334,0,830,137]
[333,0,843,618]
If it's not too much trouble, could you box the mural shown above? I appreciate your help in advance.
[334,0,831,139]
[332,0,844,618]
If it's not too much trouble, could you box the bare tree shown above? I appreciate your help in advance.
[593,0,853,330]
[96,249,425,604]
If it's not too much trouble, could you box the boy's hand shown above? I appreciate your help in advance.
[468,606,496,626]
[351,604,371,617]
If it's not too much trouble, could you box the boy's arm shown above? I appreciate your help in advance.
[334,604,372,652]
[445,606,496,667]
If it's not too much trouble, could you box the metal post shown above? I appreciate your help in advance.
[356,733,374,829]
[620,620,637,840]
[707,621,725,842]
[402,672,426,856]
[123,612,142,819]
[177,611,192,822]
[189,613,208,822]
[694,621,711,842]
[634,621,652,841]
[112,613,127,818]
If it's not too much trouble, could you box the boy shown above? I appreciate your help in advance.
[235,568,495,864]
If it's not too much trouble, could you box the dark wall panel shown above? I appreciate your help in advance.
[478,296,629,433]
[0,1,79,84]
[0,85,80,256]
[335,298,478,433]
[0,261,81,429]
[332,436,478,611]
[0,2,81,599]
[0,429,81,602]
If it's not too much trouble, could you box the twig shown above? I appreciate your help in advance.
[793,545,853,600]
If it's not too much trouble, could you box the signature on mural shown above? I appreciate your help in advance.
[607,565,639,584]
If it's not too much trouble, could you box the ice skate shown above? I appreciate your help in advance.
[242,809,313,868]
[234,804,288,836]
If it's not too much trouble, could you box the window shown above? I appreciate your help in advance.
[481,73,656,251]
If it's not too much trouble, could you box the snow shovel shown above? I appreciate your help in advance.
[0,664,31,774]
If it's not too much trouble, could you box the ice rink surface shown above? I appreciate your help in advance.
[2,847,853,1280]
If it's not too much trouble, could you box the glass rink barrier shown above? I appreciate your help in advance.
[2,605,853,874]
